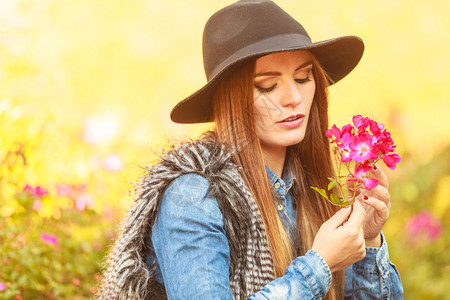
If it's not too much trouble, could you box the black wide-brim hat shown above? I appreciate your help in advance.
[170,0,364,124]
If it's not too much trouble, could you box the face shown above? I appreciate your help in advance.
[253,50,316,154]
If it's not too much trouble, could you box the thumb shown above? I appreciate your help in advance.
[346,200,366,229]
[326,206,352,229]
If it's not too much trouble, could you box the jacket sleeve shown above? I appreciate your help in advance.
[151,173,333,300]
[344,232,404,299]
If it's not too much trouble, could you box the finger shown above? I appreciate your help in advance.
[366,184,390,205]
[360,196,389,220]
[369,164,389,188]
[325,206,353,229]
[346,200,366,228]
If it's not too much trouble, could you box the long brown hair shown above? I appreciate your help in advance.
[213,51,344,299]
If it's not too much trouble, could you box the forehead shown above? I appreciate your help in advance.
[254,50,312,71]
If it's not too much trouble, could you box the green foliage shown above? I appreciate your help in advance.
[311,178,351,207]
[0,103,123,298]
[386,146,450,299]
[310,186,328,200]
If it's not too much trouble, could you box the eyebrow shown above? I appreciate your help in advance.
[254,60,313,78]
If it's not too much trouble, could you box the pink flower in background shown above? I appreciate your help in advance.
[407,210,442,242]
[32,200,42,211]
[23,184,48,197]
[57,184,71,197]
[0,282,5,291]
[40,233,59,247]
[57,184,86,199]
[75,194,94,211]
[102,154,124,172]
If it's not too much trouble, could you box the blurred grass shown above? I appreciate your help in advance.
[0,0,449,298]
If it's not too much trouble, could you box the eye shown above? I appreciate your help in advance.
[295,68,313,84]
[295,77,312,84]
[255,83,277,94]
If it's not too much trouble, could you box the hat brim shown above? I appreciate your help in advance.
[170,35,364,124]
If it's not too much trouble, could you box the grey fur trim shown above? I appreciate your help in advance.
[97,132,274,299]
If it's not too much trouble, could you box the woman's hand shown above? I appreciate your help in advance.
[312,201,366,273]
[355,164,391,247]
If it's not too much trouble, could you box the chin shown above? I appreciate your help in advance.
[281,130,307,146]
[257,127,308,151]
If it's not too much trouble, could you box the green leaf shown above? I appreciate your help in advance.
[328,181,337,190]
[327,177,337,183]
[310,186,329,200]
[329,193,342,204]
[330,194,353,207]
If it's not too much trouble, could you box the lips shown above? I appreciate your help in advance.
[275,114,306,129]
[278,114,305,123]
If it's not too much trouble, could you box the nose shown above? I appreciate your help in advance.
[281,80,302,107]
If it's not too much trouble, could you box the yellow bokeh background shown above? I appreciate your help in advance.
[1,0,449,298]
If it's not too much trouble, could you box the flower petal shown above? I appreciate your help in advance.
[382,153,401,170]
[364,178,379,190]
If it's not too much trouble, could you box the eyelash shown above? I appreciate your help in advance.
[255,76,313,94]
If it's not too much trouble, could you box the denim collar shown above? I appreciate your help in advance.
[264,164,296,197]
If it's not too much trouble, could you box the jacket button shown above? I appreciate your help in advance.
[274,182,281,189]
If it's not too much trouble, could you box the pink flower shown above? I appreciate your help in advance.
[326,124,342,141]
[23,184,34,194]
[369,121,384,137]
[40,233,59,247]
[364,178,379,190]
[23,184,48,198]
[373,130,395,154]
[75,194,94,211]
[32,200,42,211]
[57,184,71,197]
[382,153,401,170]
[407,210,442,242]
[354,163,372,178]
[352,115,371,132]
[57,184,86,199]
[349,134,378,162]
[338,133,352,162]
[0,282,5,291]
[315,115,400,207]
[353,163,379,190]
[34,186,48,197]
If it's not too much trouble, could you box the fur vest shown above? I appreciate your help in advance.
[97,133,275,299]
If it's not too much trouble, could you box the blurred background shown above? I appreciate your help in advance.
[1,0,449,298]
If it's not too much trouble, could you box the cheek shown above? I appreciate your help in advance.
[304,86,316,112]
[252,93,277,125]
[253,103,270,132]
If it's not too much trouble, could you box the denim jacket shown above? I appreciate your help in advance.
[150,167,403,299]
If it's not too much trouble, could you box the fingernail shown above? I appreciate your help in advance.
[363,195,369,200]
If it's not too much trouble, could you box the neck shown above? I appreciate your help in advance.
[260,145,287,177]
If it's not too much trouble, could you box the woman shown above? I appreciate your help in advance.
[98,1,403,299]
